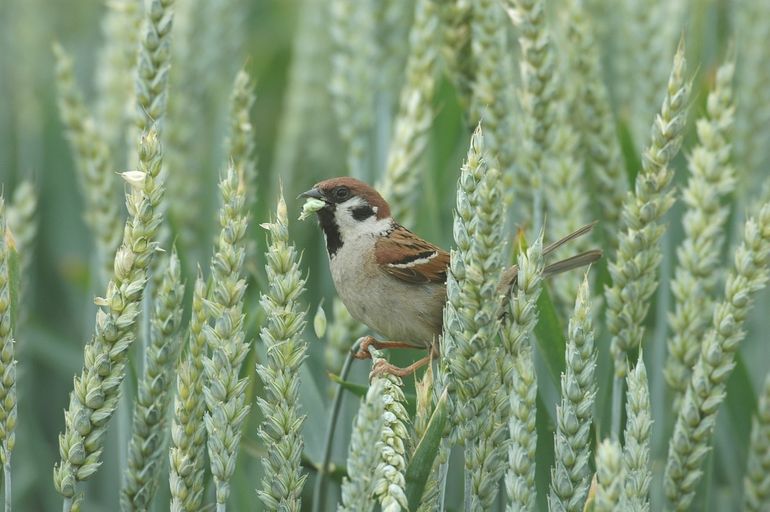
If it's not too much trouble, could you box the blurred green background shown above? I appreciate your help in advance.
[1,0,769,510]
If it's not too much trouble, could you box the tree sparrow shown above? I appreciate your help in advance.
[299,177,601,376]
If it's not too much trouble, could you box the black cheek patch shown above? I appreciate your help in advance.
[352,205,375,221]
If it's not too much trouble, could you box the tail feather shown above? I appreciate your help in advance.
[543,221,597,257]
[543,249,603,277]
[498,223,601,295]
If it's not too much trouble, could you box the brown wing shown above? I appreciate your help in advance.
[375,225,450,284]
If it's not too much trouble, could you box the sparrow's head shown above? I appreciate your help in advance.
[299,177,392,255]
[300,177,391,219]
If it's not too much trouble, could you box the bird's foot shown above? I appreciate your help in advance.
[370,354,432,378]
[353,336,420,360]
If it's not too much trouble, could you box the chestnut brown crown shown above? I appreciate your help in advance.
[311,177,392,220]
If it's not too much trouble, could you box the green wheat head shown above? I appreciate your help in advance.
[3,1,770,511]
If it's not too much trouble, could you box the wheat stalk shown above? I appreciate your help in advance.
[226,69,257,211]
[594,439,625,512]
[664,203,770,510]
[168,274,209,512]
[439,0,473,112]
[0,198,18,512]
[271,0,338,185]
[549,275,596,512]
[606,39,691,379]
[121,249,185,510]
[439,124,508,509]
[378,0,441,226]
[744,371,770,512]
[256,194,309,510]
[369,347,410,512]
[502,236,544,512]
[338,381,385,512]
[377,0,412,99]
[563,0,626,252]
[202,165,250,511]
[7,180,37,322]
[330,0,378,178]
[470,0,516,188]
[53,44,123,285]
[441,126,503,436]
[504,0,559,228]
[624,0,683,150]
[734,0,770,192]
[622,353,652,511]
[665,58,736,408]
[53,128,165,510]
[133,0,175,136]
[95,0,142,156]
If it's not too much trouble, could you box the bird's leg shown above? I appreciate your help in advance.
[353,335,421,360]
[369,345,440,378]
[371,354,432,378]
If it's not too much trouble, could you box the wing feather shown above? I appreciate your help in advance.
[374,226,450,284]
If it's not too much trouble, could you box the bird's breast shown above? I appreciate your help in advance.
[329,238,444,347]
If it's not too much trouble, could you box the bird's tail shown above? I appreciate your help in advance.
[498,222,602,294]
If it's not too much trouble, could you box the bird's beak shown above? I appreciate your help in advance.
[297,187,324,200]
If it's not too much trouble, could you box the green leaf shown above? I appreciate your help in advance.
[328,373,369,398]
[405,389,449,510]
[533,285,566,388]
[24,325,83,376]
[299,365,329,464]
[617,117,642,187]
[514,229,567,391]
[724,352,756,459]
[712,351,756,501]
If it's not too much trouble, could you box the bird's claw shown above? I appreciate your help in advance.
[370,359,396,378]
[353,336,376,360]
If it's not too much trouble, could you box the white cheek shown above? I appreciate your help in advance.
[334,197,390,240]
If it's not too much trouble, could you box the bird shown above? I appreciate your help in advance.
[299,176,601,376]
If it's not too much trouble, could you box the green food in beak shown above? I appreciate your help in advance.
[298,197,327,221]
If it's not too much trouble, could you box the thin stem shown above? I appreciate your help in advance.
[217,502,225,512]
[62,497,72,512]
[652,229,672,456]
[117,386,129,493]
[4,460,10,512]
[612,376,624,440]
[435,358,450,510]
[437,456,449,510]
[464,467,472,511]
[312,337,362,512]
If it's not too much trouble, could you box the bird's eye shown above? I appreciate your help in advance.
[333,186,350,201]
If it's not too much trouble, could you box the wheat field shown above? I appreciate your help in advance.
[1,0,770,511]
